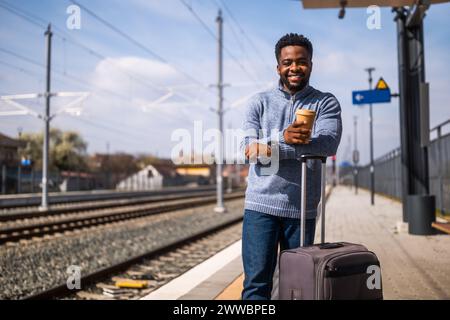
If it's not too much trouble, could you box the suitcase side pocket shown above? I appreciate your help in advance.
[321,252,383,300]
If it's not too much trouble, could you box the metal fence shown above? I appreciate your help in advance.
[340,119,450,215]
[0,166,215,194]
[0,165,108,194]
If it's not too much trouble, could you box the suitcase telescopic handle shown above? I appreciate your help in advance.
[300,154,327,247]
[300,155,327,163]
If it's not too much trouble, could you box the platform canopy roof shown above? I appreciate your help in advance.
[301,0,450,8]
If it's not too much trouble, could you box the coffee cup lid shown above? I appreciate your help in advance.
[296,109,316,115]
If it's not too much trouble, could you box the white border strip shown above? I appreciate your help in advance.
[141,240,242,300]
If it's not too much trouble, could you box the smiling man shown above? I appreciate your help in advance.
[241,33,342,300]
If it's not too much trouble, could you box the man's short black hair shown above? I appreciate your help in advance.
[275,33,313,62]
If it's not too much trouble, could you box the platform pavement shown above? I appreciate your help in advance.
[314,185,450,299]
[144,185,450,300]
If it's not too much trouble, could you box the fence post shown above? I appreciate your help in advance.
[1,165,6,194]
[437,126,444,215]
[17,165,21,194]
[31,168,35,193]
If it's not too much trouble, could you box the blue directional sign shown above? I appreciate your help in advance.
[352,89,391,105]
[21,158,31,166]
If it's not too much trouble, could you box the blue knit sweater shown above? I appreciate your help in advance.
[241,83,342,219]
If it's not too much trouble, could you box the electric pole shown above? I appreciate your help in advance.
[226,122,233,194]
[365,67,375,205]
[214,10,226,213]
[106,141,111,189]
[353,116,359,195]
[0,25,88,207]
[40,24,52,211]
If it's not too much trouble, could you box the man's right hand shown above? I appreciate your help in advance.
[283,120,312,144]
[245,142,271,160]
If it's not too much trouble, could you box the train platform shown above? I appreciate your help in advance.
[141,186,450,300]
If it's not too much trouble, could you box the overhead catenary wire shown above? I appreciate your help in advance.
[0,60,42,79]
[0,0,44,29]
[0,46,188,120]
[0,0,261,144]
[179,0,264,87]
[0,58,191,137]
[0,1,226,162]
[0,57,194,151]
[0,89,150,151]
[0,0,268,92]
[210,0,274,79]
[69,0,217,98]
[0,0,214,110]
[0,46,196,128]
[216,0,274,75]
[1,0,259,117]
[0,47,133,102]
[58,114,157,146]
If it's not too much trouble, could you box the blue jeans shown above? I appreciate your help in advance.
[241,209,316,300]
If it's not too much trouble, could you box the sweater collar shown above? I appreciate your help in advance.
[277,80,312,100]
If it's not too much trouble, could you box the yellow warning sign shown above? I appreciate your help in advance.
[375,77,389,90]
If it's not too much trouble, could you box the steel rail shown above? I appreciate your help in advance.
[24,208,244,300]
[0,188,230,222]
[0,192,245,244]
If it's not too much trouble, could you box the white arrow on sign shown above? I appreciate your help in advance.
[355,94,364,101]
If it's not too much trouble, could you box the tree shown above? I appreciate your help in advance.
[135,153,165,168]
[89,152,139,175]
[19,131,44,169]
[19,128,88,172]
[52,130,88,171]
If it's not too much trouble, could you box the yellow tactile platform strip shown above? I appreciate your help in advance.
[214,274,244,300]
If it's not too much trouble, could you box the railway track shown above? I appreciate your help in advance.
[0,188,230,222]
[24,209,244,300]
[0,185,217,209]
[0,191,245,245]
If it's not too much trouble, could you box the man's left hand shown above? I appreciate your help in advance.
[245,143,272,160]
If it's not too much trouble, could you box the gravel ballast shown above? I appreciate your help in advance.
[0,198,244,299]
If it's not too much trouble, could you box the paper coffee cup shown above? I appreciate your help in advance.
[295,109,316,131]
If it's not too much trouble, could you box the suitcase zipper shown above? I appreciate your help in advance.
[324,262,379,278]
[315,250,370,299]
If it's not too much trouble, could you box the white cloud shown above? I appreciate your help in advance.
[91,56,179,94]
[66,55,219,156]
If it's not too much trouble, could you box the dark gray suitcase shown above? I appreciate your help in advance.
[278,155,383,300]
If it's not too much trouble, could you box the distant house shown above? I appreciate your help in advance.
[0,133,26,194]
[175,164,214,186]
[0,133,26,166]
[115,160,220,190]
[116,162,183,191]
[59,171,96,192]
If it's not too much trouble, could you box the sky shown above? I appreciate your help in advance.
[0,0,449,166]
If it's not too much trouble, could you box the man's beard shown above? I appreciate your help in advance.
[280,74,309,93]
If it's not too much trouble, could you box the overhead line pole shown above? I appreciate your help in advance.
[353,116,359,195]
[40,24,52,211]
[365,67,375,206]
[1,25,88,210]
[214,10,226,213]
